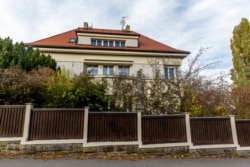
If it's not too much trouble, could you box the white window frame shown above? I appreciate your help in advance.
[86,64,98,76]
[164,66,175,80]
[118,66,130,76]
[103,65,114,75]
[90,39,125,47]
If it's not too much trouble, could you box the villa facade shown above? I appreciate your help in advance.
[27,22,190,79]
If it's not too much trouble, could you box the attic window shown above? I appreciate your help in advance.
[91,39,125,47]
[69,38,76,43]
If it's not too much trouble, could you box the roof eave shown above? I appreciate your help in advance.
[27,44,190,56]
[28,45,189,58]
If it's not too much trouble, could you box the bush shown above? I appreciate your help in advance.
[0,68,108,110]
[0,67,55,105]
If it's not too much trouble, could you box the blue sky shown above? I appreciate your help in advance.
[1,0,250,82]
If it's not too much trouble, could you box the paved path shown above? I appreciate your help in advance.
[1,158,250,167]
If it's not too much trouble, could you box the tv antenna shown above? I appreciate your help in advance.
[120,16,127,30]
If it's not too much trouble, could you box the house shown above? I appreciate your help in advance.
[27,22,190,79]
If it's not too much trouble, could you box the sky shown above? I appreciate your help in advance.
[0,0,250,82]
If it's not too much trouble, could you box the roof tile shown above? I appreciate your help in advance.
[27,28,190,54]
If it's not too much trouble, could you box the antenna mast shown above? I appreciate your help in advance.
[120,16,126,30]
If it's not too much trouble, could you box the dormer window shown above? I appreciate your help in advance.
[91,39,96,45]
[77,28,139,47]
[97,40,102,46]
[103,40,108,46]
[121,41,125,47]
[115,41,120,47]
[91,39,125,47]
[109,41,114,47]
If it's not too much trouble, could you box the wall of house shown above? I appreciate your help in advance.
[57,61,83,75]
[48,51,183,77]
[49,52,183,64]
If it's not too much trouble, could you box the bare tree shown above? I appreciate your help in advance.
[109,47,232,116]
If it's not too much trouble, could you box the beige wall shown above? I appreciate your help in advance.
[48,52,183,65]
[38,47,185,78]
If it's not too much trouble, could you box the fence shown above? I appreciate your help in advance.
[2,104,250,151]
[236,120,250,146]
[142,115,186,144]
[88,112,137,142]
[28,108,85,140]
[190,117,233,145]
[0,105,26,137]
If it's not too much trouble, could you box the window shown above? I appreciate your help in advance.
[103,40,108,46]
[90,39,125,47]
[121,41,125,47]
[103,66,113,75]
[109,41,114,47]
[86,65,98,75]
[91,39,96,46]
[115,41,120,47]
[164,67,175,80]
[97,40,102,46]
[69,38,76,43]
[118,66,130,76]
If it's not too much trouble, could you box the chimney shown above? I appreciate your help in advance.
[83,22,88,29]
[125,25,130,31]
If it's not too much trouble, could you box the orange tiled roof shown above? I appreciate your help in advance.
[26,27,190,54]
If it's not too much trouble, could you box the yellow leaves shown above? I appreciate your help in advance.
[188,94,202,117]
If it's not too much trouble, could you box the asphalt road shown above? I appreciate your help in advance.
[1,158,250,167]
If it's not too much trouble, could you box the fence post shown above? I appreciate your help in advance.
[229,115,239,148]
[137,112,142,146]
[83,106,89,145]
[185,112,193,147]
[21,103,32,144]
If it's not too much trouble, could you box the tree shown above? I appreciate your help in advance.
[109,75,136,112]
[0,37,56,71]
[107,47,233,116]
[188,76,232,116]
[0,67,55,105]
[231,86,250,118]
[164,47,225,114]
[231,18,250,87]
[42,69,75,108]
[72,72,108,110]
[0,37,16,68]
